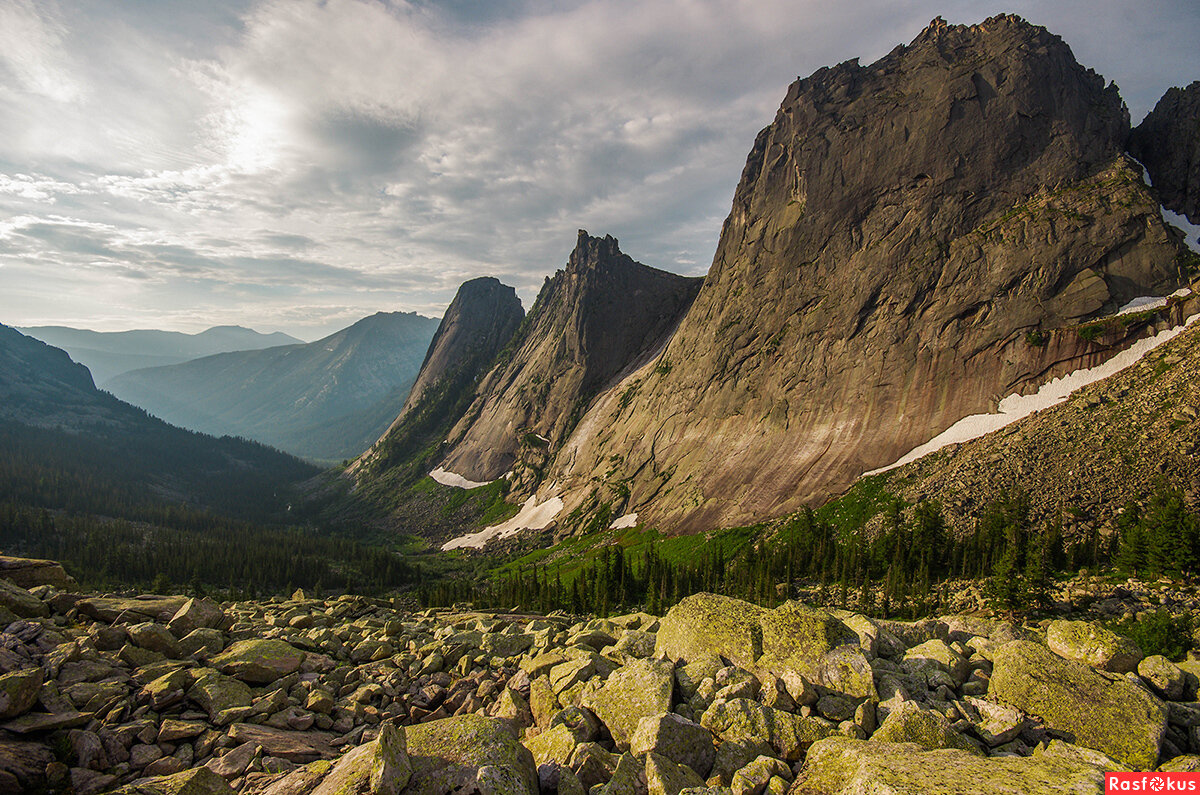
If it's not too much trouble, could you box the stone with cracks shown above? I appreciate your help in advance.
[630,712,715,779]
[870,701,982,754]
[1046,620,1143,673]
[990,640,1166,769]
[405,714,538,795]
[583,658,674,749]
[210,639,305,683]
[701,698,834,762]
[312,722,411,795]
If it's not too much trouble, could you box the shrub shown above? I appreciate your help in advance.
[1108,611,1194,662]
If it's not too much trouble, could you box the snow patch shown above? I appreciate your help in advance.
[440,495,564,551]
[430,467,490,490]
[865,313,1200,476]
[609,513,638,529]
[1117,288,1193,316]
[1162,207,1200,253]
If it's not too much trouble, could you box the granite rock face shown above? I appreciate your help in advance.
[542,15,1185,533]
[1130,81,1200,224]
[440,231,702,491]
[354,277,525,487]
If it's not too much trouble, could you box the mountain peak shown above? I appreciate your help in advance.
[567,230,628,274]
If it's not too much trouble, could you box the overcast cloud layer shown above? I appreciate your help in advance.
[2,0,1198,339]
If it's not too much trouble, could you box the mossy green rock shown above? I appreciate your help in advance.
[1046,620,1143,673]
[991,640,1166,769]
[110,766,234,794]
[656,593,767,669]
[524,724,578,767]
[311,722,410,795]
[583,658,674,748]
[0,668,41,719]
[210,639,305,683]
[701,698,834,762]
[793,736,1107,794]
[870,701,981,754]
[188,669,252,719]
[657,594,873,698]
[405,714,537,795]
[645,751,705,795]
[630,712,715,778]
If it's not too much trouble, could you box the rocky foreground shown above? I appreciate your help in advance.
[2,557,1200,794]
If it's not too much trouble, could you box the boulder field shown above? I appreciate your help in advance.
[2,564,1199,794]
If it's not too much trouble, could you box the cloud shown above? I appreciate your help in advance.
[1,0,1198,338]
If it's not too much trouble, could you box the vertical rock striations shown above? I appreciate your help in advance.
[1130,81,1200,224]
[354,277,524,488]
[545,15,1185,533]
[440,231,702,492]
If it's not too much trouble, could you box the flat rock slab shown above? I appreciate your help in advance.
[76,596,189,624]
[1,710,92,734]
[227,723,337,762]
[0,555,78,589]
[793,736,1108,794]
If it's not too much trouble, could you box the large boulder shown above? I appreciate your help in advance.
[75,595,188,624]
[701,698,835,762]
[312,722,410,795]
[656,594,874,699]
[583,658,674,748]
[630,712,715,779]
[188,669,252,721]
[792,736,1108,794]
[405,714,538,795]
[0,555,77,589]
[168,598,227,637]
[991,640,1166,769]
[870,701,981,754]
[0,668,42,719]
[210,639,305,683]
[1046,620,1143,673]
[0,579,48,618]
[109,766,234,794]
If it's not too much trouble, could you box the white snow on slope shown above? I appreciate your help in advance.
[865,313,1200,476]
[1162,207,1200,252]
[1118,288,1193,316]
[441,495,564,551]
[609,513,638,529]
[430,467,490,490]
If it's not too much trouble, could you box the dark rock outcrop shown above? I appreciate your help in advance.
[1130,81,1200,224]
[353,278,524,487]
[542,15,1185,533]
[440,231,702,490]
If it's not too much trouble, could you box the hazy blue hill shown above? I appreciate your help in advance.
[0,323,316,521]
[106,312,439,462]
[18,324,302,383]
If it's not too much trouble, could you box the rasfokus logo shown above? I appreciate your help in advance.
[1107,773,1200,792]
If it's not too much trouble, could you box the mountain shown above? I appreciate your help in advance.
[353,277,525,491]
[1130,81,1200,225]
[416,15,1188,539]
[106,312,439,463]
[0,323,315,520]
[437,231,702,494]
[17,324,301,384]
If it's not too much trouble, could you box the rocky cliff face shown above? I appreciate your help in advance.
[1130,81,1200,224]
[353,277,524,488]
[543,15,1185,533]
[440,231,702,491]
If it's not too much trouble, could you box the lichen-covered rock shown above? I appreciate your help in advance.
[701,698,834,762]
[210,639,305,683]
[524,724,578,768]
[729,755,791,795]
[755,602,859,678]
[630,712,715,779]
[167,598,227,637]
[405,714,538,795]
[0,578,48,618]
[991,640,1166,769]
[645,751,705,795]
[0,668,42,719]
[127,622,183,659]
[583,658,674,748]
[188,669,253,721]
[869,701,981,754]
[109,766,234,794]
[75,595,188,624]
[312,722,410,795]
[656,594,767,670]
[901,640,970,687]
[1046,620,1143,673]
[792,736,1108,794]
[1139,655,1187,701]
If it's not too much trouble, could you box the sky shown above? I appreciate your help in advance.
[1,1,1198,340]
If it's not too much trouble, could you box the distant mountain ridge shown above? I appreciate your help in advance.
[18,324,301,384]
[106,312,439,462]
[0,323,315,519]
